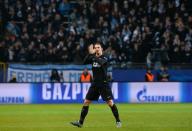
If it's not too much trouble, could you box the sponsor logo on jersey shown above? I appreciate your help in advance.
[93,62,101,67]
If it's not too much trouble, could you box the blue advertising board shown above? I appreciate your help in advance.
[0,82,192,104]
[31,82,123,103]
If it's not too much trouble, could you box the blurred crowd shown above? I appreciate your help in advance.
[0,0,192,65]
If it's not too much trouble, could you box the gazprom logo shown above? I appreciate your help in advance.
[137,86,175,103]
[137,86,147,102]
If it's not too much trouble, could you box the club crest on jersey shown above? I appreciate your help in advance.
[93,62,101,67]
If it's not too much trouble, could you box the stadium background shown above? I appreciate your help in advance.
[0,0,192,130]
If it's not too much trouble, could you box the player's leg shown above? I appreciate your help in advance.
[79,99,91,125]
[71,85,99,127]
[106,100,121,122]
[106,99,122,127]
[78,85,99,125]
[70,99,91,127]
[100,85,121,127]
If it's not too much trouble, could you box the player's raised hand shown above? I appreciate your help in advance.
[88,44,95,54]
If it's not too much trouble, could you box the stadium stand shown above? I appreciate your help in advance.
[0,0,191,67]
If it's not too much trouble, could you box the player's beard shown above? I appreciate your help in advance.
[96,51,101,57]
[96,49,103,57]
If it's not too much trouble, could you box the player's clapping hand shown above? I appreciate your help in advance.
[88,44,95,54]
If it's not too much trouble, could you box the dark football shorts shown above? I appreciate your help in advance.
[85,82,114,101]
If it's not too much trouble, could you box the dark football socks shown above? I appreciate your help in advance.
[110,104,120,122]
[79,106,89,124]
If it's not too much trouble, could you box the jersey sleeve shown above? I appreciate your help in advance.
[83,54,108,66]
[83,54,94,64]
[94,56,108,66]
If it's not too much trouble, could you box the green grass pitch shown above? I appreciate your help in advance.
[0,103,192,131]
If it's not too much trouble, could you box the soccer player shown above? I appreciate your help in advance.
[70,42,121,128]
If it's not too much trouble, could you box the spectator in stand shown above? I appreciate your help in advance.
[58,0,71,15]
[0,0,191,65]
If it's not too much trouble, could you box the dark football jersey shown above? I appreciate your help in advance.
[83,54,108,83]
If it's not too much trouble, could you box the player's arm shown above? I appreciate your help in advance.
[83,54,92,64]
[83,44,96,64]
[90,44,108,65]
[84,44,108,65]
[93,56,108,66]
[83,54,108,66]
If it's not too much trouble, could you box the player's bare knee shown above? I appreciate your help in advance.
[107,100,114,107]
[83,99,91,106]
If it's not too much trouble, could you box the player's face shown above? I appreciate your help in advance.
[94,44,103,56]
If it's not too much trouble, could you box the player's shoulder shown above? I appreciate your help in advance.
[101,55,108,60]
